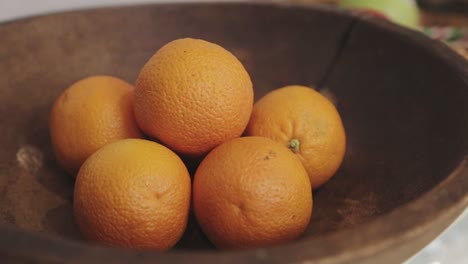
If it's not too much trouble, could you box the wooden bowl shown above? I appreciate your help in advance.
[0,2,467,263]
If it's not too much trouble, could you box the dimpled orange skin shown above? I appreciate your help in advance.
[74,139,191,251]
[49,76,143,175]
[193,136,312,249]
[245,85,346,189]
[134,38,254,157]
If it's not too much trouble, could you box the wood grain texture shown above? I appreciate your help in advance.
[0,2,467,264]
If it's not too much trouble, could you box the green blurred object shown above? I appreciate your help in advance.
[338,0,421,29]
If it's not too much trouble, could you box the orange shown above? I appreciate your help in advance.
[49,75,142,175]
[134,38,254,157]
[193,136,312,249]
[73,139,191,251]
[245,85,346,189]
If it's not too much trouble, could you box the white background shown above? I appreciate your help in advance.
[0,0,467,263]
[0,0,249,22]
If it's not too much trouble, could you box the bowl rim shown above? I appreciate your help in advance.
[0,2,467,263]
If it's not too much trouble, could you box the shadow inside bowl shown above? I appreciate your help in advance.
[0,2,466,260]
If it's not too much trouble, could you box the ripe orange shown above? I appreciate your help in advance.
[74,139,191,251]
[193,136,312,249]
[49,75,142,175]
[245,85,346,189]
[134,38,254,157]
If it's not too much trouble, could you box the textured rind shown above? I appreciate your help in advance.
[74,139,191,251]
[193,136,312,249]
[49,76,143,175]
[246,85,346,189]
[134,38,254,157]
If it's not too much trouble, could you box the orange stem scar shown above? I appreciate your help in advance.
[289,138,300,154]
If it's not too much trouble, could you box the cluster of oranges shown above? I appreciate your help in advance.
[49,38,346,251]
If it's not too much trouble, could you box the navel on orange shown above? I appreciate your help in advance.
[245,85,346,189]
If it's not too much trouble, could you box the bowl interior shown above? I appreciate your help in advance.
[0,3,467,252]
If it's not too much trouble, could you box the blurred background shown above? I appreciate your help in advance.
[0,0,466,263]
[0,0,466,57]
